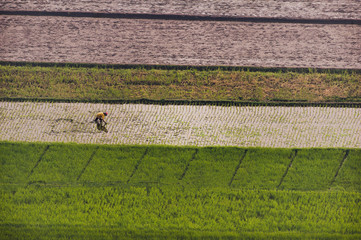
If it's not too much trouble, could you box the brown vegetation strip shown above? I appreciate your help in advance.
[1,0,360,20]
[1,65,361,104]
[1,16,360,69]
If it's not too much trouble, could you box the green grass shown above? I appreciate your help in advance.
[333,150,361,192]
[182,148,244,188]
[1,65,360,103]
[1,142,360,239]
[80,146,147,184]
[129,147,195,184]
[279,149,346,191]
[28,145,95,184]
[231,149,293,189]
[1,187,360,239]
[0,143,47,183]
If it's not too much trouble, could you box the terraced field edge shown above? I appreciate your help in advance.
[3,60,361,74]
[2,97,360,108]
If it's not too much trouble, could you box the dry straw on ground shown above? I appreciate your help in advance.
[1,101,360,148]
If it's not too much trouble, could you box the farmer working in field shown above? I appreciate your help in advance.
[94,112,108,125]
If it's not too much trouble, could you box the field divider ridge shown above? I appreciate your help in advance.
[2,97,361,108]
[127,148,149,183]
[329,149,350,188]
[76,146,99,181]
[3,61,361,74]
[228,150,248,187]
[277,149,298,189]
[1,10,360,25]
[27,145,50,178]
[179,149,199,181]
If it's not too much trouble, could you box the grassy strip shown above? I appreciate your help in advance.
[1,142,360,238]
[1,64,360,104]
[1,186,360,239]
[1,142,360,191]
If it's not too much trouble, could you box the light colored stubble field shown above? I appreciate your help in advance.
[1,102,360,148]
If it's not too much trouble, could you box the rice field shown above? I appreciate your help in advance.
[1,101,360,147]
[1,2,360,238]
[1,142,360,239]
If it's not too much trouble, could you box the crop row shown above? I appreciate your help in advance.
[1,142,360,192]
[2,185,360,239]
[1,101,360,147]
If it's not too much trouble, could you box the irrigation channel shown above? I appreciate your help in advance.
[1,101,360,148]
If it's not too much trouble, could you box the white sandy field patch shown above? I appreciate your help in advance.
[0,101,360,148]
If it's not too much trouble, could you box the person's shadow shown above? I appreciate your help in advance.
[96,123,108,133]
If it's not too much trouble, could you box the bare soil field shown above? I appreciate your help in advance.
[1,101,360,148]
[1,0,360,20]
[1,15,360,69]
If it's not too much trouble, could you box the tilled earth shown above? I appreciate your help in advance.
[1,0,360,20]
[1,15,360,69]
[1,101,360,148]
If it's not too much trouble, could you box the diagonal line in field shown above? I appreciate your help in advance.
[277,149,298,189]
[228,149,248,187]
[329,149,350,188]
[179,149,199,181]
[76,147,99,181]
[127,148,149,183]
[27,145,50,178]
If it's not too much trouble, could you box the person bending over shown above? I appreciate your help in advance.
[94,112,108,126]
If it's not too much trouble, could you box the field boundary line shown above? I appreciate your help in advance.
[277,150,298,189]
[127,148,149,183]
[2,61,361,74]
[179,149,199,181]
[76,147,99,181]
[1,11,361,25]
[229,150,248,187]
[329,150,350,188]
[27,145,50,178]
[2,97,361,108]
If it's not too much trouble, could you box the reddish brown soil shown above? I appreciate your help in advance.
[0,15,360,69]
[1,0,360,20]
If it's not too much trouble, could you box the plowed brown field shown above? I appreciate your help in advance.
[1,15,360,69]
[1,0,360,20]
